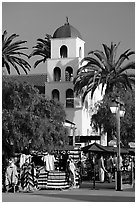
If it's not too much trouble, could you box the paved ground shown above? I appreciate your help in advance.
[2,181,135,202]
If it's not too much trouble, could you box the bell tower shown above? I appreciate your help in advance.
[45,19,91,138]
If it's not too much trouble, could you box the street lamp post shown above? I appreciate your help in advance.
[72,126,76,147]
[110,97,125,191]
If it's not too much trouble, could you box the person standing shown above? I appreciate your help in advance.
[105,155,113,182]
[106,155,113,173]
[68,157,76,188]
[98,154,107,182]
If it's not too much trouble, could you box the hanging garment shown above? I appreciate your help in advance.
[20,162,37,192]
[5,163,18,191]
[37,167,48,189]
[42,154,55,171]
[19,154,26,168]
[20,154,32,168]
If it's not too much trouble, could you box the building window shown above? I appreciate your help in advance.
[54,67,61,81]
[66,89,74,108]
[52,89,60,101]
[65,66,73,81]
[79,47,82,58]
[60,45,68,58]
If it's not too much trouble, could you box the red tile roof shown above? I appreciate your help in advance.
[7,74,47,87]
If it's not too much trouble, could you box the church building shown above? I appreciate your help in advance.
[7,19,107,147]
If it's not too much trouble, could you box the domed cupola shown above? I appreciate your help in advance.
[53,17,82,40]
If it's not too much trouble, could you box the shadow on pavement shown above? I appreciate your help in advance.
[30,192,135,202]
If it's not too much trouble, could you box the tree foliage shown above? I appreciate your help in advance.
[2,30,31,75]
[29,34,51,68]
[91,88,135,146]
[2,78,68,157]
[73,42,135,146]
[74,42,135,103]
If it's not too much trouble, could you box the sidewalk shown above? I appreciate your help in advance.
[81,180,135,191]
[2,181,135,202]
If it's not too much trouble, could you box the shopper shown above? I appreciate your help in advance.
[105,155,113,182]
[98,154,107,182]
[68,157,76,188]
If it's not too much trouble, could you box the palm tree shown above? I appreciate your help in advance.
[74,42,135,102]
[29,34,52,68]
[2,30,31,75]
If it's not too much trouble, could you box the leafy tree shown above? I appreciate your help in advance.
[91,100,115,140]
[2,78,69,156]
[91,88,135,146]
[29,34,52,68]
[2,77,40,111]
[73,42,135,145]
[2,30,31,75]
[74,42,135,103]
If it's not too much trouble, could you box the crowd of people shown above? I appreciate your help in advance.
[97,153,122,183]
[82,152,134,183]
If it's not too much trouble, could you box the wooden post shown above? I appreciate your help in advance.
[73,126,75,147]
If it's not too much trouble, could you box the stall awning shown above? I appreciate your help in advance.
[81,143,129,154]
[81,142,110,152]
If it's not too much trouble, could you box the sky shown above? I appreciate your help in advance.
[2,1,135,75]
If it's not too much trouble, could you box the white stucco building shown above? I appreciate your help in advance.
[44,19,92,138]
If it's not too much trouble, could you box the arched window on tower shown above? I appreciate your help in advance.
[54,67,61,81]
[60,45,68,58]
[65,66,73,81]
[79,47,82,58]
[52,89,60,101]
[66,89,74,108]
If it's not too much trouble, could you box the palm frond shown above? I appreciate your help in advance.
[89,50,112,71]
[3,33,19,49]
[112,42,120,64]
[34,59,44,68]
[88,50,106,62]
[9,51,29,58]
[3,60,11,74]
[8,58,21,75]
[102,43,111,60]
[80,56,102,68]
[74,42,135,103]
[3,40,28,51]
[117,62,135,75]
[115,49,134,69]
[11,56,31,69]
[2,31,30,75]
[29,34,51,67]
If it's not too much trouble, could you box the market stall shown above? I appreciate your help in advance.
[81,142,134,185]
[32,148,81,190]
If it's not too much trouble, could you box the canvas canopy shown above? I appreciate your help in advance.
[81,142,110,153]
[81,142,129,154]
